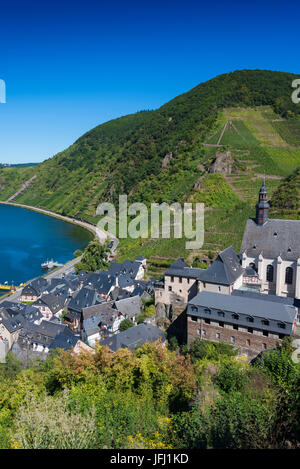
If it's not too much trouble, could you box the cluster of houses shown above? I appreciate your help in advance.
[155,181,300,356]
[0,255,165,362]
[0,182,299,362]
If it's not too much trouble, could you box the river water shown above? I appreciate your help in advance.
[0,204,93,289]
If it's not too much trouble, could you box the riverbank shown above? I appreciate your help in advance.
[0,201,112,244]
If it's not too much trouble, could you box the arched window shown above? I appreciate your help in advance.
[266,265,274,282]
[285,267,293,285]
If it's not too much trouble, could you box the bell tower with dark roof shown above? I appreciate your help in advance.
[255,179,270,225]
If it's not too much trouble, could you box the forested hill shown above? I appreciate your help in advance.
[0,69,299,268]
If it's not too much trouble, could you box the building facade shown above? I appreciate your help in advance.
[187,291,297,355]
[241,181,300,299]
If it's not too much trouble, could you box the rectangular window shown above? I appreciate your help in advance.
[216,333,220,339]
[219,321,224,328]
[204,318,211,324]
[171,276,174,283]
[191,316,197,322]
[179,277,182,283]
[231,336,235,344]
[168,286,172,292]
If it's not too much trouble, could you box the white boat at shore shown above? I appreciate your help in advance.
[41,259,63,270]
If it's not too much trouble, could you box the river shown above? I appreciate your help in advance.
[0,204,93,289]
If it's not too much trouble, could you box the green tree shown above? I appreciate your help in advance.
[75,239,108,274]
[119,319,134,332]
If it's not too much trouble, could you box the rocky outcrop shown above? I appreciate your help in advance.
[209,151,234,175]
[161,152,173,168]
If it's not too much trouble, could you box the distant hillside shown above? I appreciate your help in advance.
[0,69,299,274]
[270,168,300,219]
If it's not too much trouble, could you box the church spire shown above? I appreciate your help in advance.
[256,179,269,225]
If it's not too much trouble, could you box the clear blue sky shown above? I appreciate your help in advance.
[0,0,298,163]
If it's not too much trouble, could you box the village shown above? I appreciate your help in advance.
[0,182,299,363]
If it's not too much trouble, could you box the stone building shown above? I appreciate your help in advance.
[241,181,300,299]
[187,290,297,355]
[155,246,244,309]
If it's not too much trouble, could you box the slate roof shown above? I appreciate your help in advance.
[113,295,142,319]
[82,302,117,321]
[0,310,25,333]
[243,266,258,277]
[68,286,102,313]
[84,271,116,295]
[50,285,71,306]
[199,246,244,285]
[100,323,165,352]
[117,274,135,289]
[108,260,141,279]
[19,320,72,347]
[83,315,102,337]
[189,291,296,324]
[136,255,146,261]
[33,294,63,314]
[165,265,204,279]
[241,218,300,261]
[49,332,79,351]
[109,287,131,301]
[0,302,43,323]
[232,289,295,305]
[164,247,244,286]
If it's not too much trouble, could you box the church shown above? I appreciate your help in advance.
[241,181,300,300]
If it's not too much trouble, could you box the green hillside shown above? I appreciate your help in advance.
[270,167,300,219]
[0,70,299,274]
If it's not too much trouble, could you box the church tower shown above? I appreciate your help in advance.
[255,179,269,225]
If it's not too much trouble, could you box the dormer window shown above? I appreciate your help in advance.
[218,311,225,317]
[287,247,292,253]
[253,245,257,249]
[262,319,269,326]
[273,232,277,237]
[247,316,254,323]
[232,313,239,320]
[204,308,211,315]
[278,322,286,329]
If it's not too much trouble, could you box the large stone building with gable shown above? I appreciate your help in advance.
[155,246,245,310]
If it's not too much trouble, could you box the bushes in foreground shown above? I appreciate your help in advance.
[0,338,299,449]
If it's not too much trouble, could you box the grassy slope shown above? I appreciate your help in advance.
[0,70,299,276]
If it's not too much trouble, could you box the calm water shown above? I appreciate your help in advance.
[0,205,93,287]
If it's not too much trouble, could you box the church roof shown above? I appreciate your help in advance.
[241,218,300,261]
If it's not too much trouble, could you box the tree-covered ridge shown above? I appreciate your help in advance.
[0,69,299,220]
[0,338,299,449]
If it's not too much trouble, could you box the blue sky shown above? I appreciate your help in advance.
[0,0,299,163]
